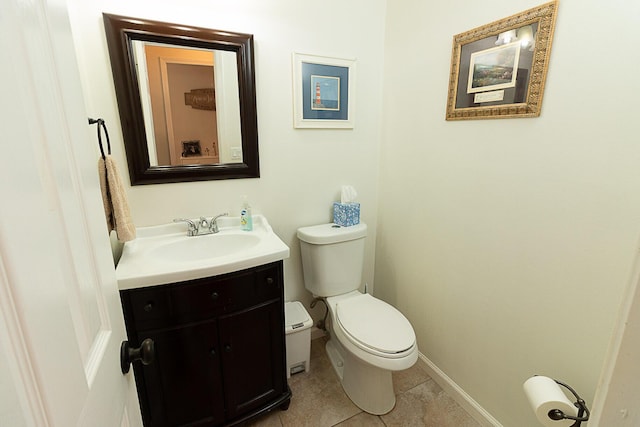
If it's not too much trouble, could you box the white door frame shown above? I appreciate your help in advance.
[591,244,640,426]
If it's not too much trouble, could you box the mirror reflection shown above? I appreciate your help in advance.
[102,13,259,185]
[133,42,243,167]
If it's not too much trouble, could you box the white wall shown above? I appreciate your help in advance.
[378,0,640,426]
[66,0,387,314]
[66,0,640,425]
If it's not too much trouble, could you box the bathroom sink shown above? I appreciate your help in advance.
[148,232,262,262]
[116,215,290,289]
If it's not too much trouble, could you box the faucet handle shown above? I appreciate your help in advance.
[173,218,198,236]
[209,212,229,233]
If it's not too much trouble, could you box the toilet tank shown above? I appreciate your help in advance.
[296,223,367,297]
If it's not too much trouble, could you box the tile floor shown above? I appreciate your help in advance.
[242,337,481,427]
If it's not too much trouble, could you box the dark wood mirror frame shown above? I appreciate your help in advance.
[103,13,259,185]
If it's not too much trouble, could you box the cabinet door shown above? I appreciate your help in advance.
[136,319,225,427]
[219,300,286,420]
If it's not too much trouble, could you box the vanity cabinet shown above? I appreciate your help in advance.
[120,261,291,427]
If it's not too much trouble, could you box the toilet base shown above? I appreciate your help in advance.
[325,338,345,380]
[325,339,396,415]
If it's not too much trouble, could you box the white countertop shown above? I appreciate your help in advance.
[116,215,290,290]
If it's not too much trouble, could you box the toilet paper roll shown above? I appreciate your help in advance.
[523,376,577,427]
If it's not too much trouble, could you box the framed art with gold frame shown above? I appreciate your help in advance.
[445,1,558,120]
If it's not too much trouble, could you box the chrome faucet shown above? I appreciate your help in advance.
[173,213,228,236]
[198,216,211,231]
[173,218,198,236]
[209,212,228,233]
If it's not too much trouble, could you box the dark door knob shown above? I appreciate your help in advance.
[120,338,155,374]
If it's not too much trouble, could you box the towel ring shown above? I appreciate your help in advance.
[88,118,111,159]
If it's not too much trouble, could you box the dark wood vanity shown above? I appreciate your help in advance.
[119,261,291,426]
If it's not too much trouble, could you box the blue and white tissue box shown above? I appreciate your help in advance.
[333,202,360,227]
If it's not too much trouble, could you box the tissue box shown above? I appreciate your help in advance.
[333,202,360,227]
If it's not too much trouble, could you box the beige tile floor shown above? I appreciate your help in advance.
[241,337,481,427]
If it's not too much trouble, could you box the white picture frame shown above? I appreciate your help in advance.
[467,41,521,94]
[292,53,355,129]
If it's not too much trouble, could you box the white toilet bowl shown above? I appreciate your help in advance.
[324,291,417,414]
[296,222,417,414]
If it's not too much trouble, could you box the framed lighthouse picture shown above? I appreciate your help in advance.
[293,53,355,128]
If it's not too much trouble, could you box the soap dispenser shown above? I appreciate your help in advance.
[240,196,253,231]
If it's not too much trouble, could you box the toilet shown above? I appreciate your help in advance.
[297,222,418,415]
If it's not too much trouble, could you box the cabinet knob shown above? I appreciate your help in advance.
[120,338,155,374]
[143,302,154,312]
[266,277,274,285]
[224,344,232,353]
[211,291,219,300]
[210,348,216,357]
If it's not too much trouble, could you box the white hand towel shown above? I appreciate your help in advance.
[99,155,136,242]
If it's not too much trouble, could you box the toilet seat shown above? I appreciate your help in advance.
[335,293,415,359]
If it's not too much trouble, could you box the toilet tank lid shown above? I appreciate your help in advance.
[297,223,367,245]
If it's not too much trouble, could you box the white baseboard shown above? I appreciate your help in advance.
[417,352,503,427]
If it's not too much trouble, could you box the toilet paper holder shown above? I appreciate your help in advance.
[545,378,590,427]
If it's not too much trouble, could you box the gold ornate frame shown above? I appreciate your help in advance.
[445,1,558,120]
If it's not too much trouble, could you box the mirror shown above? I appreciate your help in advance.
[103,14,259,184]
[445,1,558,120]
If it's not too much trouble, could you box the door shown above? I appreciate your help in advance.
[219,300,286,419]
[0,0,141,426]
[137,320,225,427]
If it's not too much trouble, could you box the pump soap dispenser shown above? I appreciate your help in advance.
[240,196,253,231]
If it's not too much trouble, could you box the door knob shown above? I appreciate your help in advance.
[120,338,155,374]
